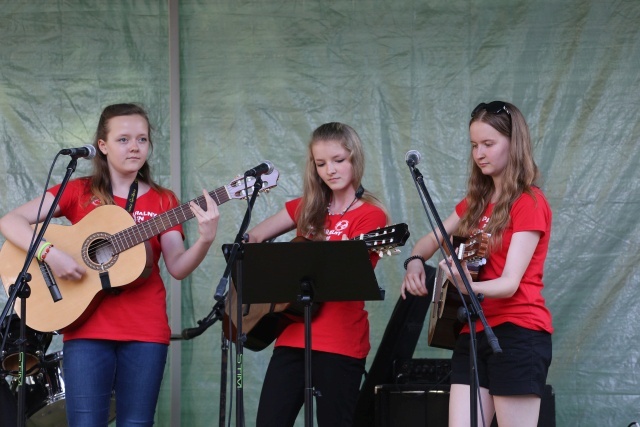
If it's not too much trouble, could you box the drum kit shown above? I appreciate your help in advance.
[0,314,115,427]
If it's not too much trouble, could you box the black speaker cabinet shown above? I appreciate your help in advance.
[375,384,449,427]
[375,383,555,427]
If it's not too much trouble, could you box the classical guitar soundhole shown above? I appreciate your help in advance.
[82,232,118,271]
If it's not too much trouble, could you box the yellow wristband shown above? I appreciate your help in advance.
[36,241,53,261]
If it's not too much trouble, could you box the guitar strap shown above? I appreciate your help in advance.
[123,179,139,215]
[102,179,138,295]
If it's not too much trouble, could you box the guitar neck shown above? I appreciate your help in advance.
[110,186,231,254]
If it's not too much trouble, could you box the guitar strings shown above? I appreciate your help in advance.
[85,186,230,260]
[87,173,278,258]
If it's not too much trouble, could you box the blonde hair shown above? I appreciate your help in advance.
[296,122,389,239]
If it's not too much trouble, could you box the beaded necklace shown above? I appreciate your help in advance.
[327,194,359,218]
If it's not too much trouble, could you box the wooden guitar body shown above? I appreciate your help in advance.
[0,206,148,332]
[223,287,317,351]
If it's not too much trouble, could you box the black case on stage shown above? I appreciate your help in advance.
[374,383,556,427]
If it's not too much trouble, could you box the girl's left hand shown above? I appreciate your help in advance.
[190,189,220,244]
[438,256,473,295]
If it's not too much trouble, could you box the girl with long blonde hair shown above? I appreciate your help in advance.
[247,122,389,426]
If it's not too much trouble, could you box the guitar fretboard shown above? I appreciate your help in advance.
[109,186,231,254]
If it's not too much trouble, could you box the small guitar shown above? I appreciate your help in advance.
[0,171,280,332]
[427,232,490,350]
[223,223,411,351]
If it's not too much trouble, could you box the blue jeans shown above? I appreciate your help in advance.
[63,339,168,427]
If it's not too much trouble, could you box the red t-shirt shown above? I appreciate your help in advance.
[456,187,553,334]
[48,178,183,344]
[274,198,387,359]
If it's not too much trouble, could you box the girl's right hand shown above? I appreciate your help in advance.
[401,260,427,299]
[43,247,86,281]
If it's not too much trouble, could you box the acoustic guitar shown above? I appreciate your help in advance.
[427,232,490,350]
[0,171,279,333]
[223,223,411,351]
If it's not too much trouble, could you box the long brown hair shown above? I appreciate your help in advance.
[458,101,540,244]
[296,122,389,239]
[89,103,168,206]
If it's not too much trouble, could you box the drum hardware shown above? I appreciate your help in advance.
[6,351,116,427]
[0,313,52,376]
[1,315,115,426]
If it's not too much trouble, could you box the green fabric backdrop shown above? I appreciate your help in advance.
[1,1,639,425]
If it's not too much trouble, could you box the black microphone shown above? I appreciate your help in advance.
[180,316,218,340]
[244,160,274,177]
[37,260,62,302]
[59,145,97,159]
[181,325,206,340]
[405,150,422,167]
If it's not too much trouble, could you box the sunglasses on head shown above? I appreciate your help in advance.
[471,101,511,118]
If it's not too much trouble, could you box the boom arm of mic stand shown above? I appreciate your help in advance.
[410,165,502,354]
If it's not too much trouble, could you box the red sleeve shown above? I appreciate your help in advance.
[455,198,468,217]
[510,189,551,237]
[285,197,302,222]
[48,178,96,224]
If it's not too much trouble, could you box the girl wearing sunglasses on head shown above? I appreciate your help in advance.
[401,101,553,427]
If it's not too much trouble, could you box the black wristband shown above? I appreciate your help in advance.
[404,255,426,270]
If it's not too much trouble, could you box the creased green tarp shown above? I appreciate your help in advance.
[1,1,639,425]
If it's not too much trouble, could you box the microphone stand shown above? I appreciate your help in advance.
[406,160,501,427]
[219,327,230,427]
[0,155,79,427]
[212,175,264,427]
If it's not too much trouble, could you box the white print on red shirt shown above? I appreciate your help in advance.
[325,219,349,240]
[134,210,157,224]
[477,214,491,233]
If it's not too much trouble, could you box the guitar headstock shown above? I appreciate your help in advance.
[355,223,410,257]
[226,169,280,199]
[459,232,490,264]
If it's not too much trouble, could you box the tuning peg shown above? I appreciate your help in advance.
[389,248,398,257]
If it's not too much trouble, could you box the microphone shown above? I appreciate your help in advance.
[178,300,225,340]
[405,150,421,167]
[244,160,274,177]
[37,260,62,302]
[181,325,206,340]
[59,145,97,159]
[180,314,219,340]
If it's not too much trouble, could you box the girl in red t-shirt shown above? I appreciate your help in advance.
[402,101,553,427]
[247,122,388,426]
[0,103,220,426]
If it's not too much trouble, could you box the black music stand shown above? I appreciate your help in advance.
[237,240,384,427]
